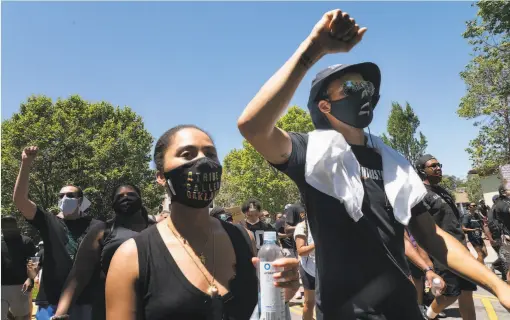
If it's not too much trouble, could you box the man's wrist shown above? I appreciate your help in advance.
[423,266,434,274]
[298,37,325,68]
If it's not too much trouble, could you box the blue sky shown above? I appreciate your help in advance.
[2,2,479,178]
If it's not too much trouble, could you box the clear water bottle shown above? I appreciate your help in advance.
[258,231,286,320]
[431,278,442,297]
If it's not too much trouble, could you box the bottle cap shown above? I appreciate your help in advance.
[263,231,277,242]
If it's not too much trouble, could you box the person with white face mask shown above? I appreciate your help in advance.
[13,146,102,320]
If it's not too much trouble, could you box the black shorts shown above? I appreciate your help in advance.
[299,265,316,291]
[469,237,485,248]
[406,258,423,279]
[435,267,477,297]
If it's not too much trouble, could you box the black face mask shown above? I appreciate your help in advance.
[164,157,222,209]
[328,81,375,129]
[113,193,142,216]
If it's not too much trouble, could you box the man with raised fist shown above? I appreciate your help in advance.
[238,9,510,319]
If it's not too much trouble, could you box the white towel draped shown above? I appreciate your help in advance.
[305,130,426,225]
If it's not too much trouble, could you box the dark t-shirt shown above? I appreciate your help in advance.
[241,220,276,252]
[275,218,294,249]
[462,213,483,243]
[1,235,36,285]
[423,185,465,243]
[271,132,426,319]
[493,197,510,233]
[26,207,102,305]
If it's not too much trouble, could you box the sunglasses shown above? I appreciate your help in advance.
[319,80,375,101]
[427,163,443,169]
[58,192,80,199]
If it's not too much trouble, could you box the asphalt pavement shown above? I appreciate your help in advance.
[289,240,510,320]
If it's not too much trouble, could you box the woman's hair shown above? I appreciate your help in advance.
[111,184,142,202]
[110,183,148,223]
[153,124,213,172]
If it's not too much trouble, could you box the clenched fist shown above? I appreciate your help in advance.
[21,146,39,164]
[308,9,367,55]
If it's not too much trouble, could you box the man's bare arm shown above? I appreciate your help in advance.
[408,212,510,305]
[237,10,366,165]
[13,147,39,220]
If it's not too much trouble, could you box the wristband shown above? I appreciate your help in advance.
[423,266,434,274]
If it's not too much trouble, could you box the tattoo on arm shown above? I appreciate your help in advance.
[299,53,314,68]
[280,152,290,159]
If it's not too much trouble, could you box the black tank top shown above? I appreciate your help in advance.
[134,221,258,320]
[101,223,141,275]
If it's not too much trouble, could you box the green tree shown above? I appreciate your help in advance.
[439,175,466,201]
[381,102,428,164]
[465,174,484,203]
[459,0,510,175]
[1,95,163,232]
[215,106,314,212]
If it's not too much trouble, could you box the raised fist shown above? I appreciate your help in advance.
[308,9,367,55]
[22,146,39,164]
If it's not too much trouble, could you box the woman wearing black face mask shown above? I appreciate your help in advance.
[52,184,152,320]
[105,125,300,320]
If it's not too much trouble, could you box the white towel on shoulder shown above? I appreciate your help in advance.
[305,130,426,225]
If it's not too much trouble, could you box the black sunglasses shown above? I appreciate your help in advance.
[58,192,80,199]
[427,163,443,169]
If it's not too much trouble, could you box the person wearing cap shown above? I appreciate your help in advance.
[415,154,482,319]
[238,8,510,318]
[492,183,510,283]
[210,206,233,223]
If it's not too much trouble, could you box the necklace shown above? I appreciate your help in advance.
[167,221,218,296]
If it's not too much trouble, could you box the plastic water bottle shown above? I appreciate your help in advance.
[258,231,286,320]
[431,278,442,297]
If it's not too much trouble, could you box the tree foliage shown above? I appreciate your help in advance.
[465,174,484,203]
[381,102,428,165]
[215,106,314,212]
[459,0,510,175]
[1,95,163,235]
[439,175,466,200]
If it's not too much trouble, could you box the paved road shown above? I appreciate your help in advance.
[289,240,510,319]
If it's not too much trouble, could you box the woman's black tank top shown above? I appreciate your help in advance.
[134,221,258,320]
[101,223,140,275]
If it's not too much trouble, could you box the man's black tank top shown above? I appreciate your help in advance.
[134,221,258,320]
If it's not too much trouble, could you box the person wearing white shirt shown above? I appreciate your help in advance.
[294,220,316,320]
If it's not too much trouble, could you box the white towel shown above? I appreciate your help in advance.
[305,130,426,225]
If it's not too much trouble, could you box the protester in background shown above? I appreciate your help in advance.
[415,154,480,319]
[1,216,37,320]
[238,8,510,318]
[283,203,306,258]
[240,198,276,252]
[463,203,488,264]
[294,218,316,320]
[210,206,233,223]
[275,211,294,255]
[492,183,510,283]
[13,146,102,320]
[52,184,152,320]
[105,125,299,319]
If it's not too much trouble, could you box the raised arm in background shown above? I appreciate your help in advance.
[13,146,39,220]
